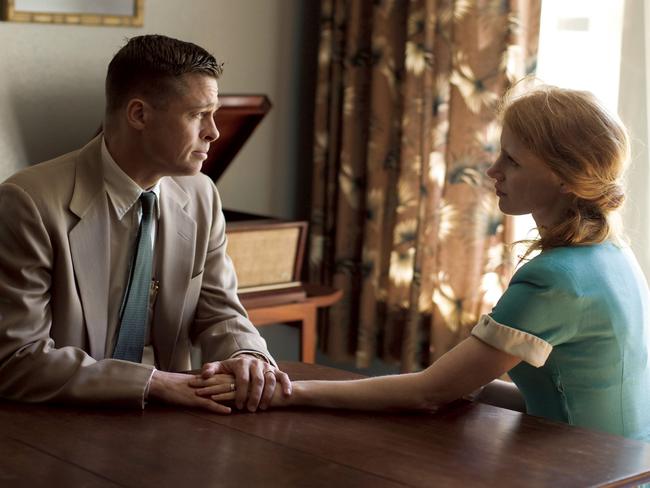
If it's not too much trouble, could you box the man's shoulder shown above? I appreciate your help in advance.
[4,149,79,187]
[2,137,102,204]
[1,149,84,207]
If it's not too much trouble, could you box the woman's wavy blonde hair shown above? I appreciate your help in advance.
[499,85,630,256]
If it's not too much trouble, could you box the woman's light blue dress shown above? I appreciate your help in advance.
[472,242,650,441]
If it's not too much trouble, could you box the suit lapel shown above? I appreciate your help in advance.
[153,178,196,370]
[68,137,110,360]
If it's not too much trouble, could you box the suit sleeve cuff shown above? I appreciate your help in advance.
[230,350,277,368]
[471,314,552,368]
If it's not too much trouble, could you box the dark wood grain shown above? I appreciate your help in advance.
[0,403,404,488]
[196,400,650,488]
[1,361,649,488]
[0,436,119,487]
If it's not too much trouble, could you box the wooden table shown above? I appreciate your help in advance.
[2,362,650,487]
[241,285,342,363]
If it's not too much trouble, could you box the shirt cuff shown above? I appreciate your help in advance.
[142,367,157,409]
[471,314,552,368]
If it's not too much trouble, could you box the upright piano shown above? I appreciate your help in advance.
[202,95,307,307]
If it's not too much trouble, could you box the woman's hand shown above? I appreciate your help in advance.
[190,373,238,404]
[190,362,291,412]
[204,381,292,408]
[189,357,291,412]
[148,371,236,414]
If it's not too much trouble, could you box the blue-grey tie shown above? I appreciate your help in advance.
[113,191,156,362]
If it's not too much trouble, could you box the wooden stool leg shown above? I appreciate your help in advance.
[301,307,317,364]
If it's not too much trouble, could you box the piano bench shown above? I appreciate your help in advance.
[241,285,342,363]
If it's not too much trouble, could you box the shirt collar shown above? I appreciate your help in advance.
[101,136,161,220]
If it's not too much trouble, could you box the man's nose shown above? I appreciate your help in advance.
[203,119,219,142]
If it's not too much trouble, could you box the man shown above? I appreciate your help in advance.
[0,34,289,413]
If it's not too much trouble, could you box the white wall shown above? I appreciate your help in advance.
[0,0,315,218]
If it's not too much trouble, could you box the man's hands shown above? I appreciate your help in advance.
[148,370,236,414]
[147,356,291,414]
[189,355,292,412]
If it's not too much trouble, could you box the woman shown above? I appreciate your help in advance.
[193,86,650,441]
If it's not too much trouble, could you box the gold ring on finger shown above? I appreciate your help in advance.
[263,370,275,377]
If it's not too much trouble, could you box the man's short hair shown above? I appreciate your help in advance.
[105,34,223,113]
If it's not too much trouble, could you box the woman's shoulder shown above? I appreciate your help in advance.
[513,242,628,292]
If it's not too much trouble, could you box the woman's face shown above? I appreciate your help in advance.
[486,124,571,229]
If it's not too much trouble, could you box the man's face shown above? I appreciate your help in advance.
[142,73,220,181]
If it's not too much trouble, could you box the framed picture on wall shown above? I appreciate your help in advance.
[1,0,144,27]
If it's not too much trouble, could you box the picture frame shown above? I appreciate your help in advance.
[1,0,144,27]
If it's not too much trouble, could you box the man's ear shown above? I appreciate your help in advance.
[125,98,148,130]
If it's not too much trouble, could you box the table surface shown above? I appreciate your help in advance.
[2,361,650,488]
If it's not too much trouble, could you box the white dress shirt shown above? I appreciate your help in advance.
[101,137,160,366]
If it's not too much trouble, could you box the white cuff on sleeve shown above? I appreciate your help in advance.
[142,367,157,409]
[471,314,552,368]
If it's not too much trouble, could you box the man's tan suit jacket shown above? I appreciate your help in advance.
[0,136,273,407]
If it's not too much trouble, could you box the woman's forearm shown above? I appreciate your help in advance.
[275,337,522,413]
[281,373,437,411]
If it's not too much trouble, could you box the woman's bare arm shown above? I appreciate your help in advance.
[476,379,526,412]
[195,336,522,412]
[282,337,521,411]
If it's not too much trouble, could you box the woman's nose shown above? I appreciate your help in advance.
[486,162,499,180]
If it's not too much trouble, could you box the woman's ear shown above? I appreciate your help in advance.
[559,181,572,194]
[125,98,147,130]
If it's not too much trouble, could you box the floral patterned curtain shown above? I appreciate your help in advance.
[310,0,541,372]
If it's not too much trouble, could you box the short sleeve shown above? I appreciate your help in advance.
[472,257,583,367]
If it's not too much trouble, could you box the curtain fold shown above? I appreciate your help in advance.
[311,0,541,372]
